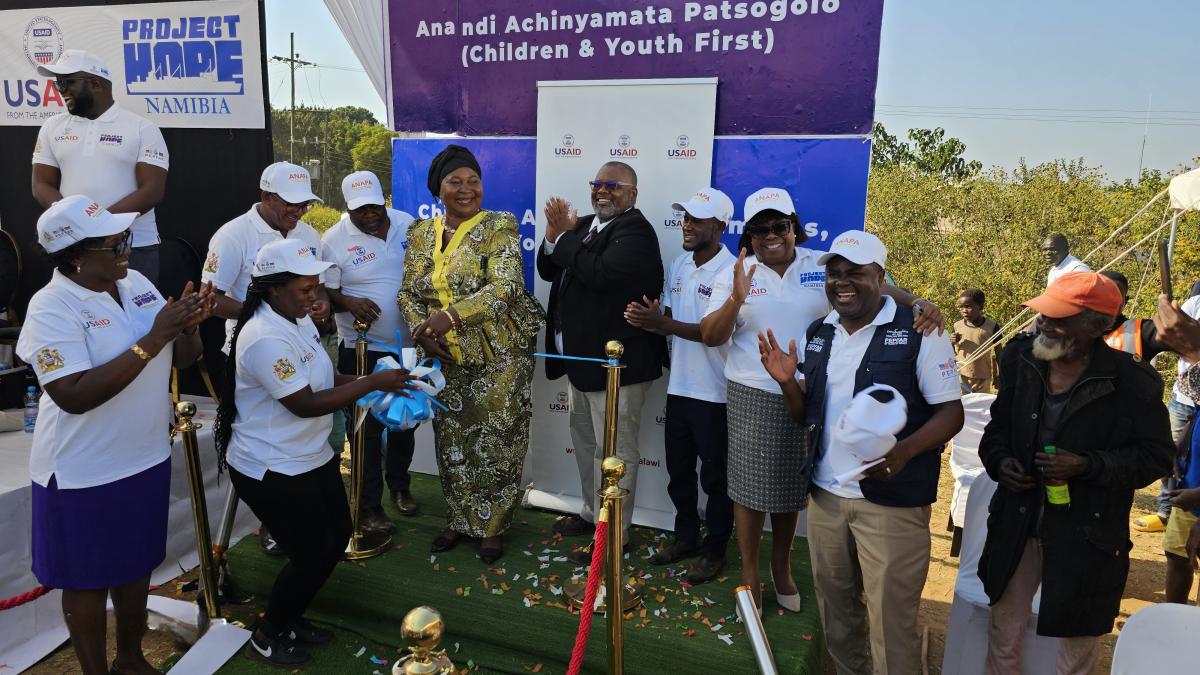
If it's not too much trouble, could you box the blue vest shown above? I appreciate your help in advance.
[800,303,943,507]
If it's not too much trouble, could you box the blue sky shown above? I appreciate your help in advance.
[266,0,1200,181]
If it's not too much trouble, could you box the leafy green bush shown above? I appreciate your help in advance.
[302,204,343,234]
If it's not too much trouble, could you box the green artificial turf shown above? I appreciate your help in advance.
[218,473,824,674]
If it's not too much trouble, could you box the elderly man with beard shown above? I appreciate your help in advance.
[538,161,666,556]
[979,272,1173,674]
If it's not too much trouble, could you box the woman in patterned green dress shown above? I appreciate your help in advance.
[398,145,543,564]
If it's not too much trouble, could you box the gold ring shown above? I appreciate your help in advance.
[425,327,435,336]
[885,466,892,474]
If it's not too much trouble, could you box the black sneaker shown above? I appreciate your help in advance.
[286,617,334,645]
[245,629,312,667]
[260,527,285,557]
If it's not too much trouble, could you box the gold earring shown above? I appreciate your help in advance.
[75,264,81,274]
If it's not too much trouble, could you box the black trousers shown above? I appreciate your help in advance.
[338,348,417,510]
[664,395,734,556]
[229,454,351,632]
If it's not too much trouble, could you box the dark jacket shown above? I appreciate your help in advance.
[535,208,666,392]
[978,334,1173,637]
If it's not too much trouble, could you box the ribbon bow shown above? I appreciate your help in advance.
[355,331,447,432]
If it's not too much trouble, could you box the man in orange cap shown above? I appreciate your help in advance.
[978,272,1174,674]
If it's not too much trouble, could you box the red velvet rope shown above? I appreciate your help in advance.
[566,519,609,675]
[0,585,52,610]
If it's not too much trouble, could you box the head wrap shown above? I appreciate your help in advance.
[427,144,482,197]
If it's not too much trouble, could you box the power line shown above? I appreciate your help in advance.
[878,103,1200,115]
[878,111,1200,127]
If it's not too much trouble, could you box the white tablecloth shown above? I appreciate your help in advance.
[949,393,995,528]
[0,398,257,673]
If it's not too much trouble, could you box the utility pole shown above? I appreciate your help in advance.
[270,32,314,162]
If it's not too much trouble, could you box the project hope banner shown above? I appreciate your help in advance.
[388,0,883,136]
[0,0,265,128]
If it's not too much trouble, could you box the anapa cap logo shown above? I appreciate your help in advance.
[287,172,307,182]
[835,235,862,247]
[350,179,374,191]
[754,192,783,202]
[84,202,103,217]
[693,191,710,201]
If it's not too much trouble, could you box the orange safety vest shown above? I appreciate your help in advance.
[1105,318,1143,359]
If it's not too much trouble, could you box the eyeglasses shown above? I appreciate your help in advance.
[52,77,90,92]
[84,230,133,257]
[272,193,313,214]
[588,180,634,191]
[746,219,795,239]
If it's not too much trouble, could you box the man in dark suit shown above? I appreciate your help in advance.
[538,161,666,548]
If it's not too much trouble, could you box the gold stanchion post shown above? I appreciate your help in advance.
[175,401,220,624]
[346,320,391,559]
[601,457,629,675]
[392,606,454,675]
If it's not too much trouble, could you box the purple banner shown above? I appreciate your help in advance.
[388,0,883,136]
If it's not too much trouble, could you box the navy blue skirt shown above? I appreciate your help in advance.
[31,458,170,589]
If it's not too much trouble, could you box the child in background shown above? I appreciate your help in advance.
[951,288,1000,393]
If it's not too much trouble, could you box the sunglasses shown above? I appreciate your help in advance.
[746,219,795,239]
[84,230,133,257]
[588,180,634,191]
[52,77,91,92]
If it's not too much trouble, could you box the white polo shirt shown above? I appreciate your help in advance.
[1046,255,1090,287]
[810,297,962,498]
[32,104,169,248]
[704,247,829,394]
[16,269,173,489]
[319,208,414,350]
[201,204,322,348]
[663,247,736,403]
[227,305,335,480]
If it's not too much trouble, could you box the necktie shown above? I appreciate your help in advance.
[582,226,599,244]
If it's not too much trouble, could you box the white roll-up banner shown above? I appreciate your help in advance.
[526,78,717,530]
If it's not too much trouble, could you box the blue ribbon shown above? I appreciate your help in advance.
[533,352,620,366]
[355,331,448,432]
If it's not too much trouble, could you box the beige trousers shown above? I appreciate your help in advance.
[986,539,1099,675]
[568,381,651,535]
[807,488,932,675]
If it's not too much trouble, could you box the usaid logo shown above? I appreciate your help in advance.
[121,14,245,116]
[81,310,112,330]
[655,405,666,426]
[748,278,767,296]
[554,132,581,157]
[54,134,79,143]
[548,390,569,413]
[610,133,637,158]
[667,133,697,159]
[663,210,683,228]
[23,17,64,69]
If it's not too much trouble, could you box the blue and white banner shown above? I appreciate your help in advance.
[0,0,265,128]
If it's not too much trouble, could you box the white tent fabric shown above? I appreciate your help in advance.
[948,392,994,528]
[322,0,391,126]
[1168,167,1200,212]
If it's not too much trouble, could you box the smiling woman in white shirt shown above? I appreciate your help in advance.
[213,239,415,668]
[16,195,212,675]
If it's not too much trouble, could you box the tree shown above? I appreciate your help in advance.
[350,125,398,198]
[871,123,983,180]
[267,105,391,210]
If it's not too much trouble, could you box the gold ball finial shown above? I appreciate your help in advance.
[602,456,626,483]
[401,606,444,652]
[175,400,197,419]
[354,319,370,333]
[605,340,624,360]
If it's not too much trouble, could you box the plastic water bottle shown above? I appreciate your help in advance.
[23,386,39,433]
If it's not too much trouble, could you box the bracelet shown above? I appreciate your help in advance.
[445,308,462,330]
[130,343,153,361]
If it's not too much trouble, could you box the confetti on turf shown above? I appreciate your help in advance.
[523,664,544,672]
[718,634,734,646]
[354,647,366,658]
[802,634,813,641]
[370,656,387,665]
[454,642,460,653]
[430,555,436,564]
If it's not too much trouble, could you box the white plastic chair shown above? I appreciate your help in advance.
[1112,603,1200,673]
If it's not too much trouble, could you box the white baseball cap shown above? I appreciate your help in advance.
[832,384,908,464]
[817,229,888,268]
[252,238,332,278]
[36,49,111,81]
[36,195,135,253]
[672,187,734,224]
[260,162,322,205]
[743,187,797,225]
[342,171,386,210]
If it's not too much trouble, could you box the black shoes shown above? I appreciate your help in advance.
[648,538,702,565]
[245,628,313,667]
[431,529,464,552]
[685,554,725,584]
[552,515,596,537]
[286,617,334,645]
[360,508,396,534]
[393,492,419,517]
[259,527,284,557]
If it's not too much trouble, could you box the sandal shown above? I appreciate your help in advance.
[431,529,463,552]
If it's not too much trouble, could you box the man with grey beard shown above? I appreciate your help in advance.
[538,161,666,560]
[978,271,1173,674]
